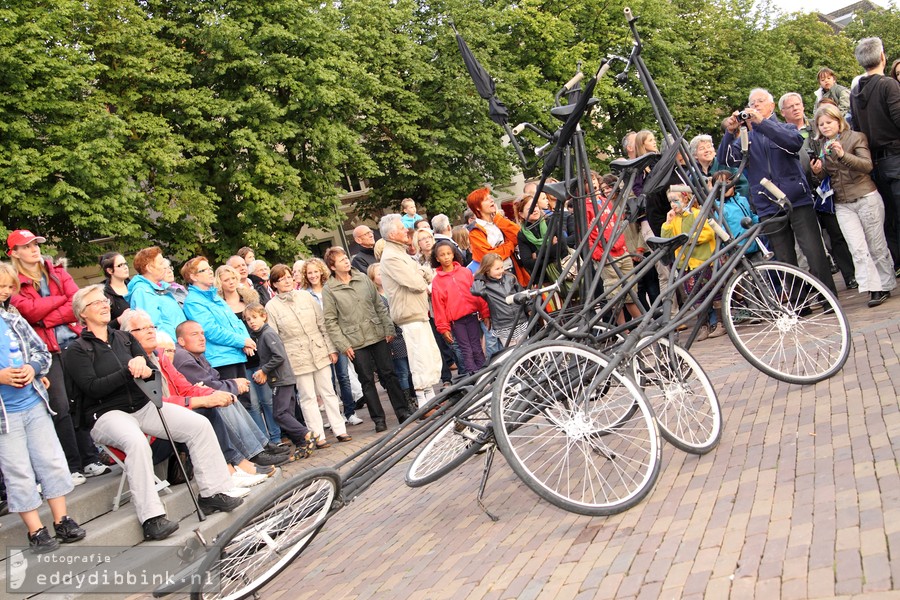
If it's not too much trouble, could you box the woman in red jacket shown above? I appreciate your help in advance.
[430,240,490,374]
[7,230,107,484]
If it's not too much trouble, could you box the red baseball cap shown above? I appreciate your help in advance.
[6,230,46,256]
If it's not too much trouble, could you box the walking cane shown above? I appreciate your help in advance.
[134,373,206,522]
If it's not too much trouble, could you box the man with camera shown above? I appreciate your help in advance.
[717,88,836,294]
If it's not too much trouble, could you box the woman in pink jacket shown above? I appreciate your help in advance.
[430,240,490,374]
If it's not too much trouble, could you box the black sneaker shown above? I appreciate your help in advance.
[28,527,60,554]
[374,421,387,433]
[264,443,291,455]
[53,516,86,544]
[199,493,243,515]
[868,291,890,308]
[142,515,179,541]
[250,451,289,467]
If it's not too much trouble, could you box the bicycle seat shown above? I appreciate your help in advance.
[543,180,571,201]
[609,152,660,174]
[549,97,600,121]
[646,234,688,267]
[645,234,687,252]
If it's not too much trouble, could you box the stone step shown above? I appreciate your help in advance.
[0,464,284,598]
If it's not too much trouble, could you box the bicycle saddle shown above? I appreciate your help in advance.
[646,234,688,267]
[543,180,571,201]
[550,97,600,121]
[645,234,687,253]
[609,152,660,174]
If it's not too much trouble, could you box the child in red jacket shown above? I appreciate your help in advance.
[430,240,489,373]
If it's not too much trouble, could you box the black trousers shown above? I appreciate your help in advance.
[761,204,837,294]
[353,340,408,423]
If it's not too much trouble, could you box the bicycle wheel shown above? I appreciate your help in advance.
[632,337,722,454]
[191,468,341,600]
[722,261,851,384]
[405,392,492,487]
[492,340,661,516]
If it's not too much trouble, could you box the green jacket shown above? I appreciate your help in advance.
[322,270,393,352]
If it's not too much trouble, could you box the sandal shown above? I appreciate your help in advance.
[316,440,332,449]
[294,433,315,459]
[336,434,352,443]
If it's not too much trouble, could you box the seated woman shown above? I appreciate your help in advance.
[125,246,186,340]
[64,285,241,541]
[0,262,85,554]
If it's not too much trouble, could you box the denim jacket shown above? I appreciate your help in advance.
[0,304,52,434]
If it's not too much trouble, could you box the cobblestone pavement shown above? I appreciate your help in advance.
[173,285,900,599]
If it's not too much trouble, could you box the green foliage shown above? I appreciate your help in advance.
[842,3,900,66]
[0,0,894,265]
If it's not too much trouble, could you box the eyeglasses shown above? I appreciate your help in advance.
[115,263,128,269]
[196,267,213,275]
[130,325,157,333]
[163,348,176,355]
[85,297,111,309]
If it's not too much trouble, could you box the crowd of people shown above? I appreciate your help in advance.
[0,36,897,555]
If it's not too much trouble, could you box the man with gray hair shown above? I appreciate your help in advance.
[622,131,637,159]
[850,36,900,274]
[718,87,836,293]
[377,214,442,408]
[431,213,460,250]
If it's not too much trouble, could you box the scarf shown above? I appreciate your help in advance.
[520,218,547,247]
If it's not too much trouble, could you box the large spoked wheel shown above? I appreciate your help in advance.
[632,337,722,454]
[191,468,341,600]
[405,392,492,487]
[491,340,661,516]
[722,261,851,384]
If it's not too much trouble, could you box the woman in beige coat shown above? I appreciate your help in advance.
[264,264,347,447]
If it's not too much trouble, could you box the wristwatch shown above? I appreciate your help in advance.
[184,397,191,408]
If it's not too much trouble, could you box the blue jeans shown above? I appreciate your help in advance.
[246,366,281,443]
[0,401,73,513]
[217,402,267,459]
[393,357,412,391]
[481,322,501,361]
[332,353,355,418]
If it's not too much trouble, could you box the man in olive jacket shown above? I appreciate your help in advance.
[322,247,411,428]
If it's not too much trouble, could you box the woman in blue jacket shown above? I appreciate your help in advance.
[125,246,186,341]
[181,257,256,388]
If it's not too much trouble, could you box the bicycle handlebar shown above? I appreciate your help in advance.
[563,71,584,91]
[760,178,791,210]
[506,283,560,305]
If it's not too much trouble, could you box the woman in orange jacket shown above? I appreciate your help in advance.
[465,187,530,287]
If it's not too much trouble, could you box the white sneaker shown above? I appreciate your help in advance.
[71,472,86,486]
[226,487,252,499]
[232,470,268,488]
[346,414,364,426]
[83,462,111,477]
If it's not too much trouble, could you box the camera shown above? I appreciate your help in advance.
[737,110,752,122]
